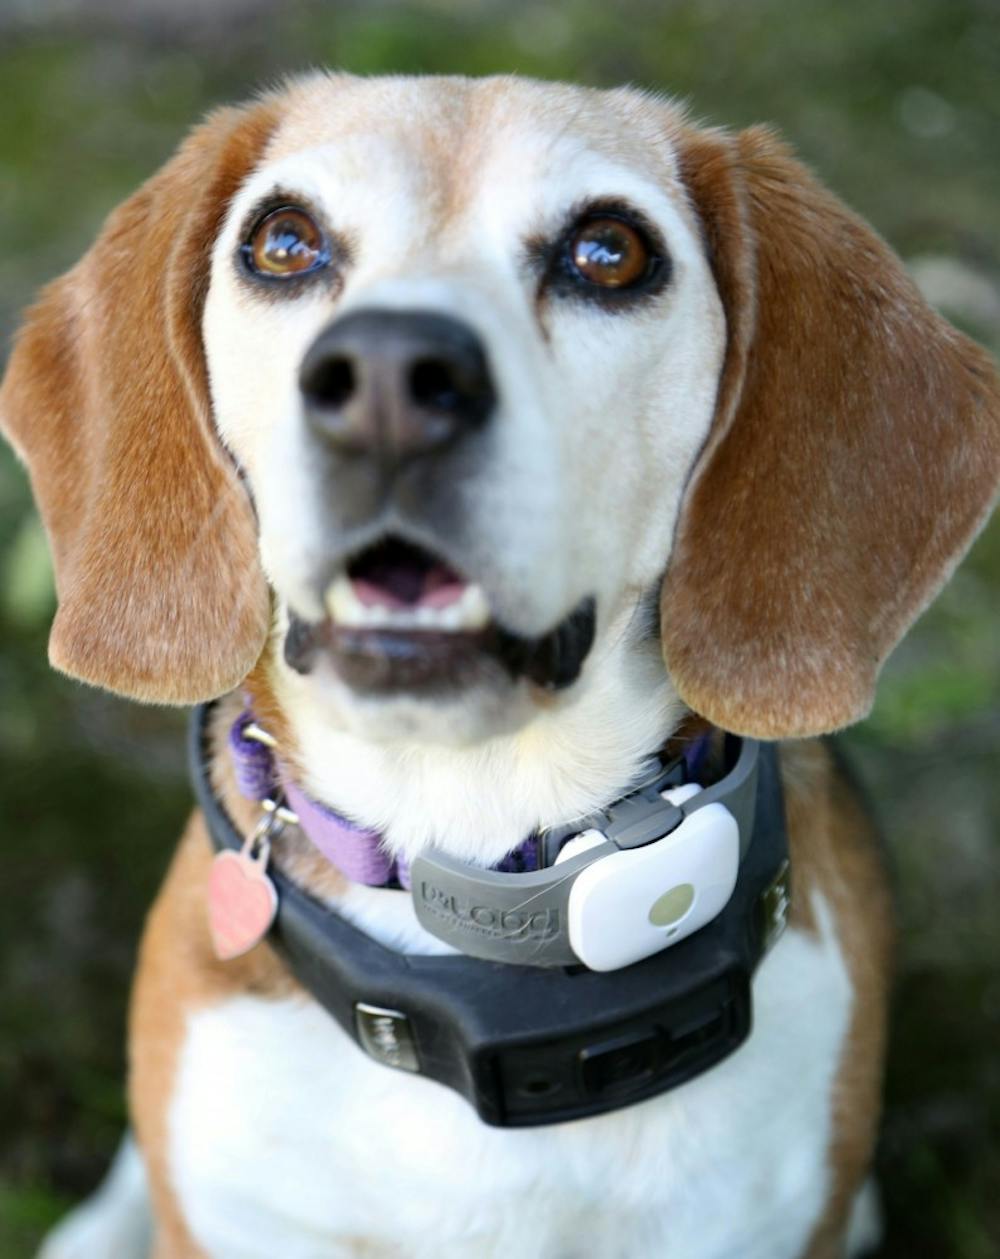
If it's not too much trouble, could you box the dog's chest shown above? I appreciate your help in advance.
[168,902,849,1259]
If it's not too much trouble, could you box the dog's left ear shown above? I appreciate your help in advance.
[0,99,280,704]
[663,123,1000,738]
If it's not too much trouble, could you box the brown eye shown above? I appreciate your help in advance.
[246,207,327,277]
[569,217,652,288]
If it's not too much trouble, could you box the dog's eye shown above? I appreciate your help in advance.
[244,207,327,277]
[567,217,653,289]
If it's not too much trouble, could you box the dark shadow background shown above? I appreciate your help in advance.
[0,1,998,1255]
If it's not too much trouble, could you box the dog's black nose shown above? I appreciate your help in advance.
[300,308,496,465]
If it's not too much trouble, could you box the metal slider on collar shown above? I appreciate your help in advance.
[240,720,300,837]
[242,721,278,750]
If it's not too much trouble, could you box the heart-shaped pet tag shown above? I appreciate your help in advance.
[207,846,278,961]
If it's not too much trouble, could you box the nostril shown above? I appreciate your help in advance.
[302,355,356,408]
[409,358,462,412]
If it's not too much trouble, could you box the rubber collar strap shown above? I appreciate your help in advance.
[191,702,791,1127]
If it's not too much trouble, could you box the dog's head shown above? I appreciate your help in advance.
[3,74,998,744]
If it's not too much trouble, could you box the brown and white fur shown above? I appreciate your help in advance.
[4,74,999,1259]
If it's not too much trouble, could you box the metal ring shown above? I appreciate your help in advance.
[248,795,298,855]
[261,796,300,827]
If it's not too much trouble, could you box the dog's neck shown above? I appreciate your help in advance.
[255,613,687,873]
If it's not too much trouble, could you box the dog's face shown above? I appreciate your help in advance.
[2,73,998,743]
[204,77,724,743]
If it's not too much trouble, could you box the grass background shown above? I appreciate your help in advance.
[0,1,998,1254]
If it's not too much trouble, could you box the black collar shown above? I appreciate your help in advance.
[191,701,790,1127]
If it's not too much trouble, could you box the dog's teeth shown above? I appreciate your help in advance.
[453,584,491,631]
[367,603,391,627]
[324,576,493,633]
[325,575,366,627]
[437,603,462,631]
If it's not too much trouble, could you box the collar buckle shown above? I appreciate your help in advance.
[537,753,688,867]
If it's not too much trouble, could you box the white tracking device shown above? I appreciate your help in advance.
[562,784,740,971]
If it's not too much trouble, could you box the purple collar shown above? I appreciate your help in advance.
[229,709,709,890]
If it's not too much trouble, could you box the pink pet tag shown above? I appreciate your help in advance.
[208,835,279,961]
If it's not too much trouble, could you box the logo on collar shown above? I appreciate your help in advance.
[417,881,563,943]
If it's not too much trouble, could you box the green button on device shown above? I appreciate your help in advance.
[648,883,695,928]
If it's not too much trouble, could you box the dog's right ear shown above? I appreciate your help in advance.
[0,98,280,704]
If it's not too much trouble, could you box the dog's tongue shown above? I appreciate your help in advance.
[350,545,466,610]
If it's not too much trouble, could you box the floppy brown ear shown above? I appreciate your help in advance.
[0,99,280,703]
[663,124,1000,738]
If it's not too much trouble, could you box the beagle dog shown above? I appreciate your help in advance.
[4,73,1000,1259]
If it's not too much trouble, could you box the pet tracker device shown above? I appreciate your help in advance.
[409,740,755,971]
[193,705,791,1125]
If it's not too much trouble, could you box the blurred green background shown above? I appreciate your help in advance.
[0,1,998,1255]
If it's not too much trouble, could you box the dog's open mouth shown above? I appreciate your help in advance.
[326,537,491,633]
[284,534,597,697]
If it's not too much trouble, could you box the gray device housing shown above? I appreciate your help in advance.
[410,738,760,966]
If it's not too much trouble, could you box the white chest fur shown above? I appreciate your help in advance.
[168,895,851,1259]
